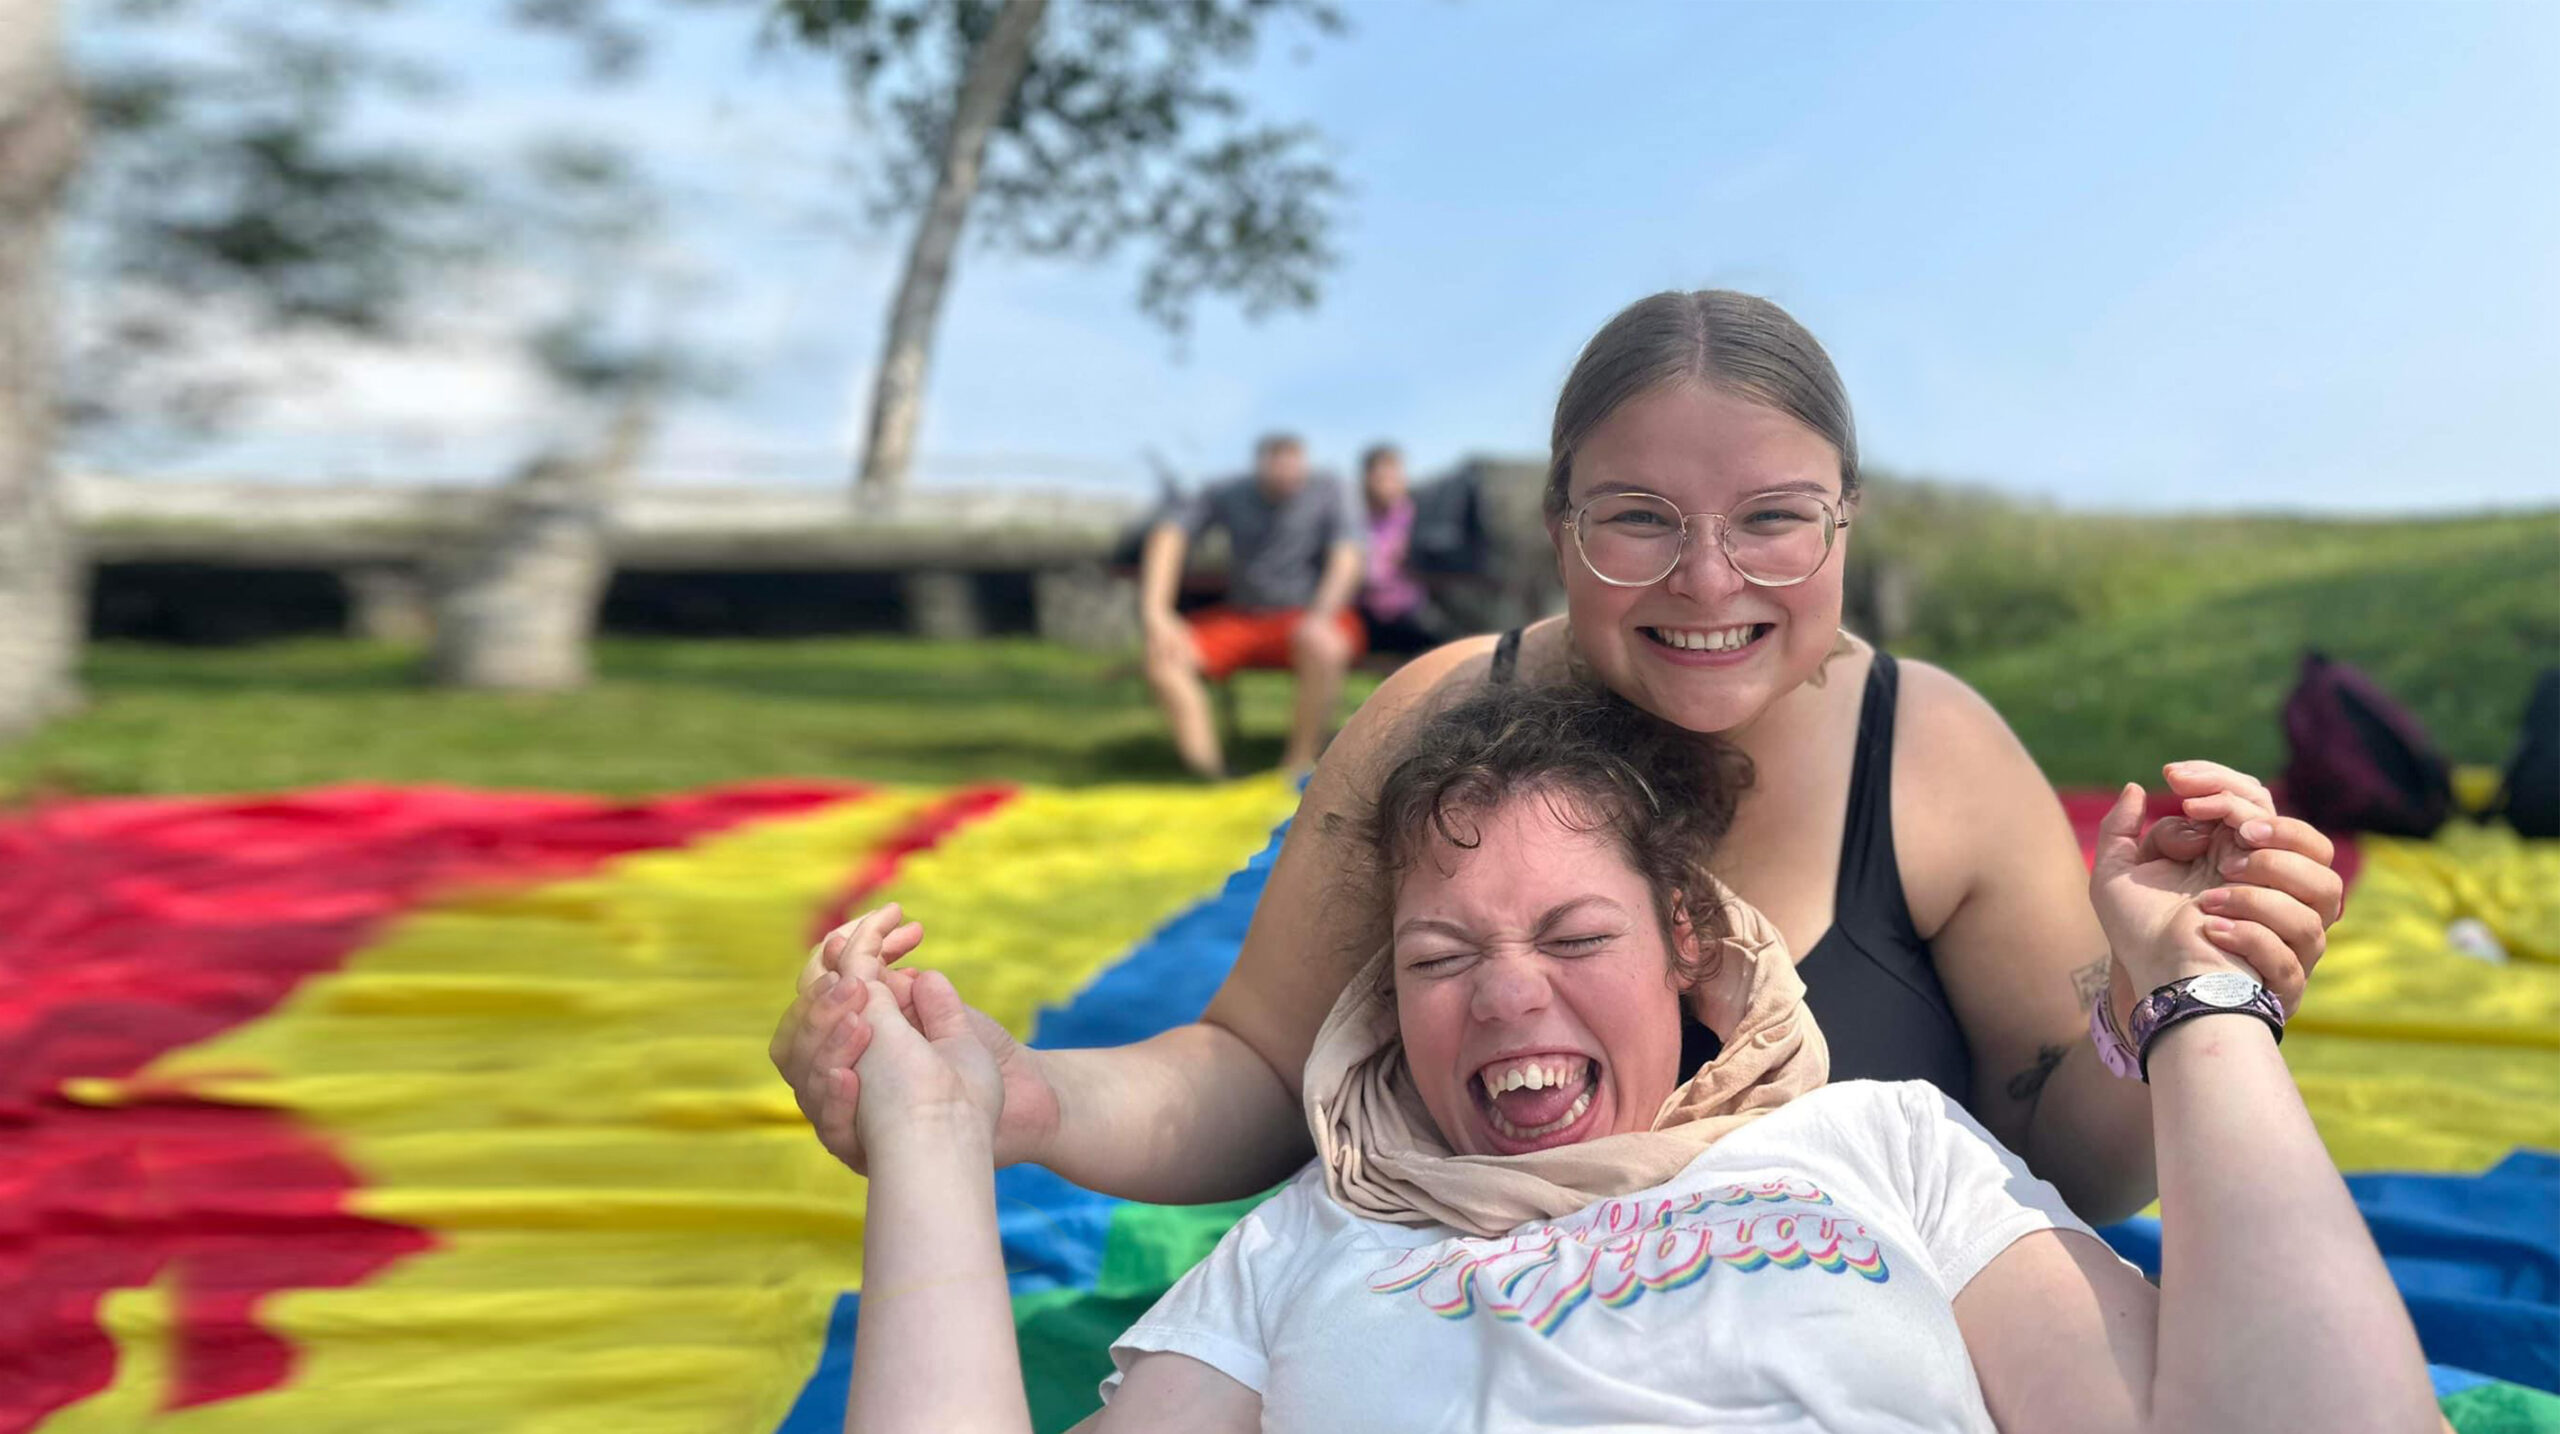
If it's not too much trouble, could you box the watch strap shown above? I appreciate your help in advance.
[2129,971,2286,1081]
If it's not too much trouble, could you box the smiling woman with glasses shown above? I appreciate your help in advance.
[776,289,2351,1278]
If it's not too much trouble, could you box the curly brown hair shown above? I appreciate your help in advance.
[1350,680,1754,988]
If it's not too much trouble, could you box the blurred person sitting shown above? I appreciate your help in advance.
[1355,443,1453,659]
[1140,433,1366,778]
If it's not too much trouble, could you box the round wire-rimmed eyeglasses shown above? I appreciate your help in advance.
[1565,490,1849,589]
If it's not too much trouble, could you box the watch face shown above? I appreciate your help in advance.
[2188,971,2260,1008]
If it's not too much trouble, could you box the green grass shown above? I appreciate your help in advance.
[0,638,1386,796]
[4,506,2552,799]
[1949,518,2559,786]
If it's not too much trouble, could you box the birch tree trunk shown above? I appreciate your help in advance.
[428,398,653,692]
[0,0,83,741]
[852,0,1047,496]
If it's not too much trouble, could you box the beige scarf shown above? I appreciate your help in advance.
[1304,878,1829,1239]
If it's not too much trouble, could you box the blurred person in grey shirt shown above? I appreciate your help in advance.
[1139,434,1366,778]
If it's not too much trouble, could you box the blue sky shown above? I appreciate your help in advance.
[86,0,2560,513]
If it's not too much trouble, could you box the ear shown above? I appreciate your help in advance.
[1667,893,1704,991]
[1546,512,1571,588]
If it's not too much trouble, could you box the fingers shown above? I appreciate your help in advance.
[2162,761,2277,814]
[2178,791,2274,830]
[2238,813,2337,873]
[882,966,921,1014]
[2201,916,2308,1013]
[2135,815,2219,864]
[2198,886,2322,999]
[2091,783,2148,878]
[772,970,866,1073]
[813,1067,862,1158]
[857,977,923,1044]
[2218,842,2346,928]
[805,980,876,1083]
[908,969,972,1043]
[878,920,924,966]
[802,904,928,994]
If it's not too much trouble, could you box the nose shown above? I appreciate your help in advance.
[1468,953,1554,1025]
[1659,517,1748,602]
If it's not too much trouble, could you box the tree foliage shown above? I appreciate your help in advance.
[69,0,701,442]
[774,0,1346,333]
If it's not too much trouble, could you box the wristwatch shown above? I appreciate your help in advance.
[2090,970,2286,1082]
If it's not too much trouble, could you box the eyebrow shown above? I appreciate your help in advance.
[1391,896,1629,945]
[1572,478,1837,505]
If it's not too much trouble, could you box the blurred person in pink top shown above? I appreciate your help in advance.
[1357,444,1445,658]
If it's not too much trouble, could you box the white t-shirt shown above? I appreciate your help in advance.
[1103,1080,2116,1433]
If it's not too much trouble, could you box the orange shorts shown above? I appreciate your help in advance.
[1187,606,1367,682]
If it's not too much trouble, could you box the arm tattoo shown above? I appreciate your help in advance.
[2005,1042,2071,1105]
[2069,955,2110,1013]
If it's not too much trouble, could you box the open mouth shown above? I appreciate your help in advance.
[1639,623,1771,655]
[1467,1054,1603,1149]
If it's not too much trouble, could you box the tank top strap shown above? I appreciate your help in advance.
[1833,652,1923,945]
[1490,627,1524,685]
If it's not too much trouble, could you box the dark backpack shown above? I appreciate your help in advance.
[2280,651,2452,837]
[2498,667,2560,839]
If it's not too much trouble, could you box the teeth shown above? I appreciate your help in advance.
[1653,624,1756,652]
[1478,1057,1588,1099]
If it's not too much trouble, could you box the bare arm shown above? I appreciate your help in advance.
[852,1111,1028,1434]
[1957,794,2434,1434]
[835,917,1030,1434]
[1035,1022,1307,1202]
[1897,663,2342,1223]
[1900,663,2163,1221]
[1959,1023,2435,1433]
[1073,1352,1260,1433]
[1304,537,1363,620]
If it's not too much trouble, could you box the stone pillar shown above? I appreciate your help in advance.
[343,564,434,644]
[904,570,983,641]
[1032,562,1139,652]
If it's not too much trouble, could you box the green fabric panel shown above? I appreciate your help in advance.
[1012,1187,1283,1433]
[2445,1382,2560,1434]
[1093,1188,1283,1294]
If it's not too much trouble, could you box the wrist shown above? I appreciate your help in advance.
[2140,1007,2282,1076]
[864,1104,997,1165]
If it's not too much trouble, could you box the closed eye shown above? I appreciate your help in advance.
[1548,933,1612,953]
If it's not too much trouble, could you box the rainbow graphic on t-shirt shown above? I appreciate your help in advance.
[1368,1183,1890,1336]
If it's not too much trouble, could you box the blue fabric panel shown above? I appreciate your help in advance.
[2101,1149,2560,1394]
[1025,821,1286,1052]
[775,1292,860,1434]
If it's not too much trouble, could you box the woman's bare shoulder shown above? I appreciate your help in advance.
[1322,632,1503,779]
[1888,658,2076,886]
[1892,657,2039,777]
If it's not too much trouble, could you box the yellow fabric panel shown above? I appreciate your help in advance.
[2288,823,2560,1175]
[863,778,1301,1040]
[38,779,1301,1434]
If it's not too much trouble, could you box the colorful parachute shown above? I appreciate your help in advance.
[3,782,2552,1432]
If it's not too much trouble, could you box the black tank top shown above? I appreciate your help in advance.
[1487,631,1974,1100]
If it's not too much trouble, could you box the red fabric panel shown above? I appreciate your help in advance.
[806,785,1017,944]
[0,782,859,1431]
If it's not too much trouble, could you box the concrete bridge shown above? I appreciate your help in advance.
[67,462,1563,647]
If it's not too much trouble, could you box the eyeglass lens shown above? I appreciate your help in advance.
[1576,492,1836,586]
